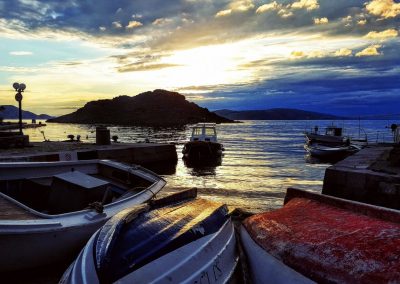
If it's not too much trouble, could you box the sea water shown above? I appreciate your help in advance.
[20,119,397,212]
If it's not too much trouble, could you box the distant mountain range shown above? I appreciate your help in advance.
[48,89,233,126]
[0,105,53,120]
[213,109,343,120]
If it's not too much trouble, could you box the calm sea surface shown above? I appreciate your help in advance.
[20,119,396,212]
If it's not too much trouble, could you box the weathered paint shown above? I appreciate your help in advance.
[243,190,400,283]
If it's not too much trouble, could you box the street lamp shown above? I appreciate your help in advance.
[13,82,26,135]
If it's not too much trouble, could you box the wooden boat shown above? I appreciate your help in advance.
[0,159,166,272]
[241,188,400,283]
[182,123,224,160]
[60,188,238,283]
[305,126,348,146]
[304,143,361,158]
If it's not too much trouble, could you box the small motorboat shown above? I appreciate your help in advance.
[60,188,238,283]
[182,123,224,160]
[305,125,348,146]
[304,143,361,159]
[0,159,166,272]
[241,188,400,283]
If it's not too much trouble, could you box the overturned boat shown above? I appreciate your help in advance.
[182,123,224,160]
[241,188,400,283]
[61,189,238,284]
[0,159,166,272]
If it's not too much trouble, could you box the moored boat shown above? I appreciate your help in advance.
[60,188,238,284]
[305,125,348,146]
[0,159,166,272]
[241,188,400,283]
[304,143,361,158]
[182,123,224,160]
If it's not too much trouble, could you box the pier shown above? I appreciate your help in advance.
[323,144,400,210]
[0,141,178,166]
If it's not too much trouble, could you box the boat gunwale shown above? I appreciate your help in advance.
[0,160,166,225]
[285,188,400,223]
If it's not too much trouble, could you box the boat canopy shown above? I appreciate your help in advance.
[325,126,342,137]
[190,123,217,142]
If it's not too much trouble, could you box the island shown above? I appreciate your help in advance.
[48,89,233,126]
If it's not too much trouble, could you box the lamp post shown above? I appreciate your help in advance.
[13,82,26,135]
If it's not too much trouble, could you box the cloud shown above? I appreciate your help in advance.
[99,26,106,31]
[112,21,123,29]
[355,44,382,56]
[152,18,173,26]
[118,63,181,72]
[9,51,33,56]
[334,48,352,57]
[365,0,400,19]
[357,19,367,25]
[256,2,281,13]
[364,29,398,40]
[215,0,254,17]
[278,9,294,18]
[314,17,329,25]
[126,21,143,29]
[229,0,255,11]
[215,9,232,17]
[291,51,306,58]
[291,0,319,11]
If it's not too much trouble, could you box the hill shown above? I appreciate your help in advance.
[0,105,53,120]
[48,89,233,126]
[213,109,343,120]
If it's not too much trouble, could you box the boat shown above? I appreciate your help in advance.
[240,188,400,283]
[304,143,361,159]
[182,123,224,160]
[60,188,238,283]
[0,159,166,272]
[305,125,348,146]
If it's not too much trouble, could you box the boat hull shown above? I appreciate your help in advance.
[0,160,166,272]
[63,219,238,284]
[182,141,224,159]
[241,188,400,283]
[0,220,103,271]
[304,144,360,158]
[240,225,314,284]
[61,193,238,283]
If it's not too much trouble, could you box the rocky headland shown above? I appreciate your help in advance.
[48,89,233,126]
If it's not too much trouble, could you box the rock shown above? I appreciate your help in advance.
[48,89,233,126]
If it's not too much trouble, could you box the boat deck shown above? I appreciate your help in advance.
[0,194,41,220]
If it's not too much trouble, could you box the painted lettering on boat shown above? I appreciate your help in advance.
[193,257,222,284]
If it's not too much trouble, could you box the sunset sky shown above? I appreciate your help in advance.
[0,0,399,116]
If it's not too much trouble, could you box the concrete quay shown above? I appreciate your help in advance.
[322,144,400,210]
[0,141,178,166]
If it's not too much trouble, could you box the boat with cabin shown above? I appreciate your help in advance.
[182,123,224,160]
[0,159,166,272]
[305,125,348,146]
[241,188,400,283]
[60,188,238,284]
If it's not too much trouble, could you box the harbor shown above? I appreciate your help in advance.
[0,118,399,283]
[2,0,400,280]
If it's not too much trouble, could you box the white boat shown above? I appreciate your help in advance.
[241,188,400,283]
[182,123,224,160]
[0,159,166,272]
[305,126,348,145]
[304,143,361,158]
[60,189,238,284]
